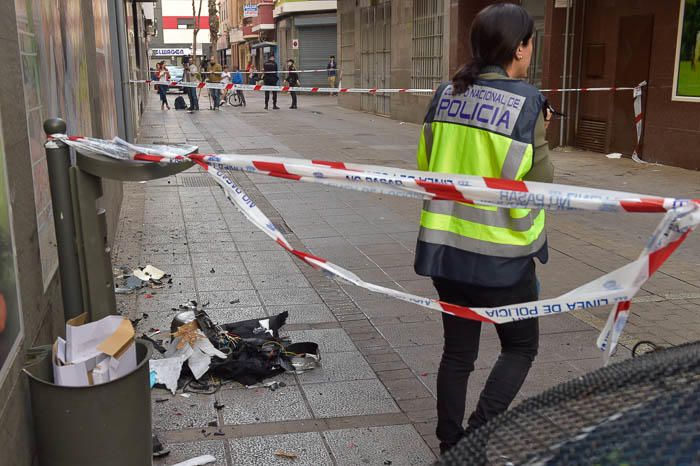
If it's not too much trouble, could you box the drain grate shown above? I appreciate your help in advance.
[180,175,218,187]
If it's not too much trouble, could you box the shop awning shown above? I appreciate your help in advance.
[250,41,278,50]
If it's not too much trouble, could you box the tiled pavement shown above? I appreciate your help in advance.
[112,90,700,465]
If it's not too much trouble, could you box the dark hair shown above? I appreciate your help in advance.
[453,3,534,94]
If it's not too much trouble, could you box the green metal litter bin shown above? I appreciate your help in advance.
[23,339,153,466]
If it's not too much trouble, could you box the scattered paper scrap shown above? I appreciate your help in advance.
[605,152,622,159]
[134,265,166,281]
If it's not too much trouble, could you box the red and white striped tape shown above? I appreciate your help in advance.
[199,68,334,75]
[52,135,698,360]
[133,80,647,95]
[632,82,647,160]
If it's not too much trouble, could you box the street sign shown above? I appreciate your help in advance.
[243,4,258,18]
[151,48,190,57]
[292,39,299,49]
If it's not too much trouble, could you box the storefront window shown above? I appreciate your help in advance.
[673,0,700,101]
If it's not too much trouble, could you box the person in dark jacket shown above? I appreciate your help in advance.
[286,59,299,109]
[263,55,279,110]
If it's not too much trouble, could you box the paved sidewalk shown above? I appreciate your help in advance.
[113,90,700,465]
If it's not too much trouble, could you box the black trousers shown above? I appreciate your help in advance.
[264,90,277,106]
[290,91,297,107]
[433,264,539,452]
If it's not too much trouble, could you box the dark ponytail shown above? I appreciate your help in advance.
[452,3,534,95]
[453,57,484,95]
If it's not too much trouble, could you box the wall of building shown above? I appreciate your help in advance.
[337,0,473,124]
[0,0,141,462]
[277,13,336,87]
[542,0,699,169]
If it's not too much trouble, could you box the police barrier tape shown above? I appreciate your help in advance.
[131,80,646,95]
[137,79,647,159]
[51,135,698,361]
[198,68,334,74]
[134,80,435,94]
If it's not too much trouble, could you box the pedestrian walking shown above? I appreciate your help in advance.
[327,55,337,95]
[207,57,223,109]
[413,3,554,455]
[184,58,200,111]
[232,65,246,107]
[263,55,279,110]
[156,62,171,110]
[286,59,299,109]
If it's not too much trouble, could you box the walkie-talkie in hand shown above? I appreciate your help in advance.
[543,99,566,119]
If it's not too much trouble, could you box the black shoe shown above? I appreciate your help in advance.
[273,105,280,110]
[264,106,268,110]
[290,106,297,109]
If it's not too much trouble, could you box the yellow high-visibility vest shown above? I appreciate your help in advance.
[415,78,547,284]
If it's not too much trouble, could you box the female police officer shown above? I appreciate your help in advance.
[414,3,554,454]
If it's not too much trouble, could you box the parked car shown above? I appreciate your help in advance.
[166,66,185,94]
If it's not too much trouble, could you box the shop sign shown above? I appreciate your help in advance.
[243,5,258,18]
[151,48,191,57]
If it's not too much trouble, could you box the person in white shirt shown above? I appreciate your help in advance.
[156,62,171,110]
[221,66,231,104]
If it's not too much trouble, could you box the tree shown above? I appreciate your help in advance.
[192,0,205,65]
[208,0,220,58]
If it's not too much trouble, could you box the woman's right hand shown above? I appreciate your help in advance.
[543,107,553,130]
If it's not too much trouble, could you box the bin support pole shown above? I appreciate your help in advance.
[44,118,83,320]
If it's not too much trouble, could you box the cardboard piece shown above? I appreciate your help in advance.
[52,315,137,387]
[65,313,124,363]
[134,265,166,281]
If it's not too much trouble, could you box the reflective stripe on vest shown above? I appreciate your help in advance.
[423,201,542,232]
[418,81,545,259]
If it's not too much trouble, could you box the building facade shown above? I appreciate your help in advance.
[542,0,700,169]
[0,0,151,463]
[338,0,700,170]
[275,0,337,87]
[221,0,337,81]
[151,0,211,66]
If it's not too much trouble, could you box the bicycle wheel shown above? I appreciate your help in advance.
[227,92,241,107]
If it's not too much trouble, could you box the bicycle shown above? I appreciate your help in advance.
[227,91,245,107]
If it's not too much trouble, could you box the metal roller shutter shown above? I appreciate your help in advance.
[298,26,337,88]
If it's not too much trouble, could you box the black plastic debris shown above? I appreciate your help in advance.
[149,305,320,391]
